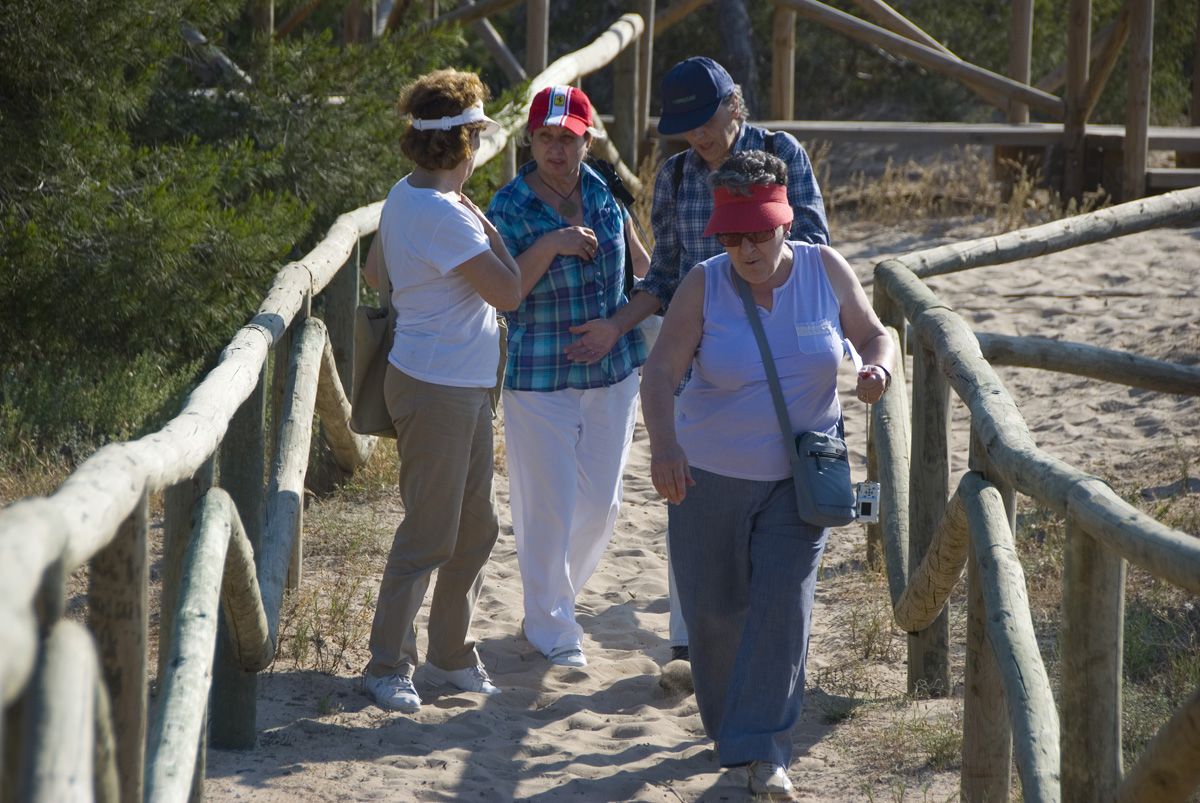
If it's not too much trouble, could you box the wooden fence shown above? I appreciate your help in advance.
[0,13,648,803]
[4,1,1200,800]
[867,184,1200,802]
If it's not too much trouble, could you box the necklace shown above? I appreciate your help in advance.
[538,172,580,218]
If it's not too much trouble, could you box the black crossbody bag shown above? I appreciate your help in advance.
[733,271,856,528]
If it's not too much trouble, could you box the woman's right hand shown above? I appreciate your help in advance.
[650,442,694,504]
[553,226,598,260]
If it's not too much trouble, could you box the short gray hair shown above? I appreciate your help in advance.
[722,85,747,121]
[710,150,787,196]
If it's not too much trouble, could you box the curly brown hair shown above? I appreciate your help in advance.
[398,69,490,171]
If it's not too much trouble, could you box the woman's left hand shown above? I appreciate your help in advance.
[564,318,620,364]
[856,365,890,404]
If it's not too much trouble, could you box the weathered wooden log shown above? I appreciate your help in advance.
[210,366,265,749]
[18,620,97,803]
[907,339,951,696]
[776,0,1064,118]
[316,329,376,472]
[1063,0,1091,202]
[1060,519,1124,803]
[976,332,1200,396]
[93,671,119,803]
[88,491,148,803]
[160,461,215,689]
[963,532,1013,803]
[962,472,1061,802]
[636,0,654,153]
[1117,683,1200,803]
[1066,478,1200,596]
[410,0,520,32]
[474,15,644,167]
[1123,0,1154,201]
[612,27,640,169]
[587,117,644,194]
[654,0,709,36]
[0,498,67,707]
[1007,0,1033,124]
[1036,10,1129,94]
[259,318,325,649]
[771,7,796,120]
[846,0,1011,112]
[1082,6,1130,120]
[867,326,909,592]
[897,185,1200,278]
[146,489,245,802]
[876,264,1200,590]
[893,485,967,633]
[525,0,548,75]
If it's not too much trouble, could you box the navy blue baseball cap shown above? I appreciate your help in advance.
[657,57,735,135]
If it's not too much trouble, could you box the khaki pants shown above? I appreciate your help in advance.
[366,365,499,677]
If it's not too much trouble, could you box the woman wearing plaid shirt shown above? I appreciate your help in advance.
[486,86,649,669]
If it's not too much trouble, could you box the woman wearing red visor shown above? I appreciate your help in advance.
[640,150,893,796]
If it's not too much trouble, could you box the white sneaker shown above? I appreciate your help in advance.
[428,663,501,696]
[363,671,421,713]
[547,646,587,668]
[748,762,794,797]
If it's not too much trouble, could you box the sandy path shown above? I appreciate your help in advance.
[203,219,1200,802]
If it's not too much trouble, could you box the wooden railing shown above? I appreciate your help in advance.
[0,13,649,802]
[866,185,1200,803]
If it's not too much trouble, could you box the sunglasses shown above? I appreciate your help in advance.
[716,228,778,247]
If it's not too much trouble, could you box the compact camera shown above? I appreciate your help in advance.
[854,481,881,524]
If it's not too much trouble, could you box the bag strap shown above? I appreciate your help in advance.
[732,271,796,456]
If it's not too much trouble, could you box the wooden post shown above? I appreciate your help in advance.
[613,36,640,169]
[88,491,149,803]
[210,369,267,750]
[637,0,655,161]
[771,7,797,120]
[502,139,517,184]
[326,240,359,397]
[526,0,548,75]
[1123,0,1154,201]
[276,294,311,593]
[16,621,98,802]
[1007,0,1033,124]
[1181,2,1200,168]
[162,461,216,685]
[907,338,950,697]
[962,432,1013,802]
[1064,0,1091,202]
[1060,520,1125,802]
[250,0,273,37]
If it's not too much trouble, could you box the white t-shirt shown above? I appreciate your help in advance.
[379,177,498,388]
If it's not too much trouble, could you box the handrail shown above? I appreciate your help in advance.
[869,185,1200,801]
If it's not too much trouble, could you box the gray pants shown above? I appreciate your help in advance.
[366,366,499,678]
[669,467,828,768]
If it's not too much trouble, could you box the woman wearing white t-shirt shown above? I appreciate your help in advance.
[360,69,520,714]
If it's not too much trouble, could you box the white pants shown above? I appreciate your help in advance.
[503,372,640,656]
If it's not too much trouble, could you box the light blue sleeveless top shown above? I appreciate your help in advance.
[677,242,844,481]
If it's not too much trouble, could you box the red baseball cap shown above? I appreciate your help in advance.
[527,85,593,136]
[703,183,793,236]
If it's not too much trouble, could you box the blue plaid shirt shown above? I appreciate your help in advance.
[488,161,646,392]
[638,123,830,311]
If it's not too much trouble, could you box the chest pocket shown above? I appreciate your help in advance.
[795,319,840,355]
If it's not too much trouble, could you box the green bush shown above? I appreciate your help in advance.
[0,1,472,456]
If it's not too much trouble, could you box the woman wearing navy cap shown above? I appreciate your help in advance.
[641,150,891,796]
[487,86,650,669]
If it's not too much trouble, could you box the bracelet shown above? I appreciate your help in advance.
[867,364,892,391]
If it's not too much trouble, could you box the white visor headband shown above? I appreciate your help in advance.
[410,101,500,135]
